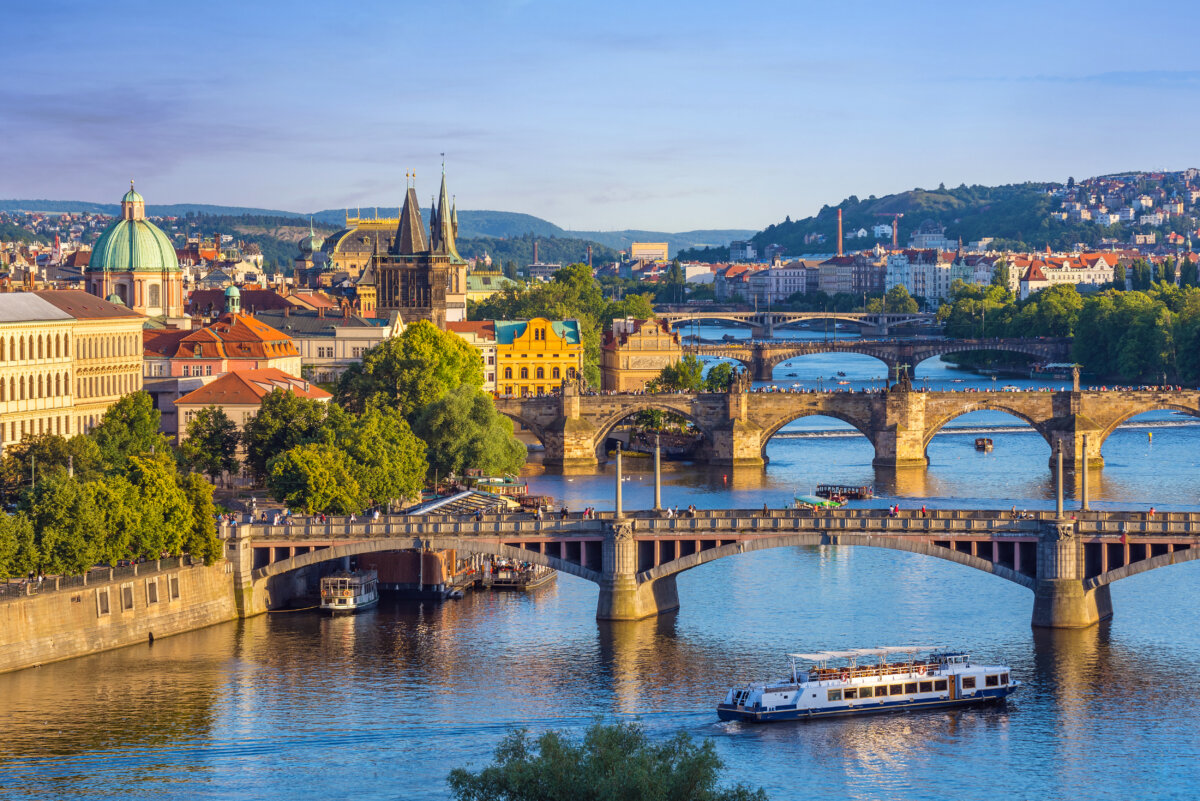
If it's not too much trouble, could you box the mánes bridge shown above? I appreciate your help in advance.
[227,506,1200,629]
[655,308,938,337]
[494,382,1200,471]
[685,336,1071,381]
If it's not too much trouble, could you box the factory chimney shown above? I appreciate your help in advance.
[837,209,844,257]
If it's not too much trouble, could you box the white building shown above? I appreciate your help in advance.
[729,240,757,261]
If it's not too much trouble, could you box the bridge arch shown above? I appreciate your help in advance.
[496,410,551,450]
[909,342,1058,371]
[637,532,1036,590]
[921,402,1050,452]
[1096,403,1200,443]
[1084,546,1200,590]
[758,408,877,462]
[252,536,604,585]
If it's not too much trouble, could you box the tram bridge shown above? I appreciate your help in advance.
[226,506,1200,629]
[684,337,1071,381]
[494,382,1200,471]
[655,308,938,337]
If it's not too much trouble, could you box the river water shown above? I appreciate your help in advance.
[2,324,1198,800]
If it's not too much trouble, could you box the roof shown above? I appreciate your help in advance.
[175,368,330,406]
[88,218,179,273]
[34,290,144,319]
[446,320,496,341]
[188,289,292,314]
[493,318,582,345]
[253,308,386,336]
[466,274,518,292]
[0,293,74,323]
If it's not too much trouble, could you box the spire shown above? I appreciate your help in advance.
[432,166,461,260]
[429,195,439,250]
[451,196,458,241]
[394,187,428,255]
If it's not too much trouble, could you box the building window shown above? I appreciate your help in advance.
[96,588,111,616]
[520,368,528,379]
[504,368,512,380]
[146,578,159,605]
[535,367,544,379]
[121,583,135,611]
[169,575,180,600]
[552,367,560,379]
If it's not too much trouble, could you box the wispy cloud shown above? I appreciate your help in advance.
[1018,69,1200,86]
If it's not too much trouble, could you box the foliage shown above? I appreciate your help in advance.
[242,388,334,480]
[456,233,620,268]
[90,392,172,472]
[650,355,705,392]
[0,433,102,503]
[337,320,483,416]
[266,442,362,515]
[180,406,240,482]
[884,285,919,313]
[0,513,37,580]
[325,404,428,506]
[412,386,526,480]
[447,721,768,801]
[704,361,737,392]
[24,473,104,576]
[178,472,223,564]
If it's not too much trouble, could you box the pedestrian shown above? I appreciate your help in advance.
[920,505,927,518]
[1149,506,1156,519]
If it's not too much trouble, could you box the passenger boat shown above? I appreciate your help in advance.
[793,494,844,509]
[319,569,379,614]
[815,484,873,500]
[975,437,994,452]
[718,647,1020,722]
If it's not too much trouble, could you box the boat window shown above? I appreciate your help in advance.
[934,679,948,691]
[844,689,858,699]
[918,681,933,693]
[904,682,918,694]
[827,689,842,701]
[1000,673,1009,684]
[962,676,976,690]
[889,684,904,695]
[859,686,873,698]
[985,675,1000,687]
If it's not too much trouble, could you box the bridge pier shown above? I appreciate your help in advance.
[1031,519,1113,628]
[709,390,766,468]
[596,519,679,620]
[871,387,929,468]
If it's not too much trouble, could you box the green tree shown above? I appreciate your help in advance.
[991,259,1011,289]
[329,404,428,507]
[25,473,104,575]
[652,355,705,392]
[704,362,737,392]
[0,512,36,579]
[90,392,171,472]
[412,386,526,479]
[126,452,193,559]
[242,389,334,480]
[337,320,483,415]
[0,433,102,503]
[180,406,241,483]
[266,442,363,514]
[1180,257,1197,288]
[447,721,768,801]
[1112,263,1127,287]
[178,472,223,564]
[884,284,919,313]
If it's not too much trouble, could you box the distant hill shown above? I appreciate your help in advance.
[0,199,302,218]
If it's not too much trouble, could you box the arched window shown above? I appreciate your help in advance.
[567,367,577,379]
[0,337,5,361]
[535,367,544,379]
[37,374,43,398]
[18,376,24,400]
[520,367,529,379]
[504,367,512,379]
[552,367,560,379]
[55,374,61,396]
[37,335,43,359]
[149,283,162,308]
[55,334,61,358]
[19,337,24,361]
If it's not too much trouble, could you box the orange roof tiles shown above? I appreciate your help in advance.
[175,368,330,406]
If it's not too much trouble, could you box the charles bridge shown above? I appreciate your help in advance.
[494,382,1200,471]
[684,336,1072,381]
[227,504,1200,629]
[655,308,938,337]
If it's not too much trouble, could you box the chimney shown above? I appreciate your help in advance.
[284,305,290,317]
[318,306,325,318]
[533,240,539,264]
[837,209,844,257]
[587,244,593,269]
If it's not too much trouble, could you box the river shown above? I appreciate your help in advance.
[1,323,1197,800]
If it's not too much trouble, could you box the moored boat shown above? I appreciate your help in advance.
[718,647,1020,722]
[319,569,379,614]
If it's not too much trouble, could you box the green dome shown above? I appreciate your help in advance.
[122,187,144,205]
[224,284,241,297]
[299,233,324,255]
[88,218,179,273]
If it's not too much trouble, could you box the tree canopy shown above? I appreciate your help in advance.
[447,721,768,801]
[242,388,335,480]
[180,406,240,483]
[412,386,526,480]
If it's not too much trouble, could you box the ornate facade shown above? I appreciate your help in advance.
[600,318,682,392]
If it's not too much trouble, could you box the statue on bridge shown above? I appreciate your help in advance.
[890,363,913,392]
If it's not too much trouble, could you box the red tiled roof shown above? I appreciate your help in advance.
[446,321,496,340]
[175,368,331,406]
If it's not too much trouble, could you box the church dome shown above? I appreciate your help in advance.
[87,184,179,274]
[298,220,324,256]
[224,284,241,298]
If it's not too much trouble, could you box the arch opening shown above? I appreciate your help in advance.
[765,351,889,386]
[593,402,711,463]
[760,411,876,473]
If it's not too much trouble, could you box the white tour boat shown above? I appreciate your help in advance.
[717,646,1020,722]
[319,569,380,614]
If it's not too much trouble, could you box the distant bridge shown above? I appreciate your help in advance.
[226,506,1200,628]
[655,308,939,337]
[684,337,1072,380]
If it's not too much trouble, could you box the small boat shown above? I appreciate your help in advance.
[975,437,994,452]
[786,373,798,377]
[836,371,847,377]
[717,647,1020,722]
[816,484,873,500]
[484,560,556,591]
[793,494,845,509]
[320,569,379,614]
[837,380,850,385]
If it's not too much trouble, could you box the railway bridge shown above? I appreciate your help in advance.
[226,506,1200,629]
[685,337,1071,381]
[495,382,1200,471]
[655,309,938,337]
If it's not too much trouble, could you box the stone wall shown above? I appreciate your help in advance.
[0,561,237,675]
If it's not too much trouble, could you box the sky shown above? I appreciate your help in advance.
[2,0,1199,232]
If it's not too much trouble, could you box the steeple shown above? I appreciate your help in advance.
[451,196,458,241]
[431,166,461,260]
[429,195,439,251]
[394,187,428,255]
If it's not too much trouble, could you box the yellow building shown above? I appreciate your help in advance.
[630,242,669,262]
[494,317,583,397]
[0,290,144,448]
[600,317,681,391]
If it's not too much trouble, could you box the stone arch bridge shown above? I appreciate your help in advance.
[226,507,1200,629]
[685,337,1071,381]
[495,384,1200,470]
[656,309,938,338]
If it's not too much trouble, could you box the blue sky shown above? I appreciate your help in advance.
[2,0,1198,230]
